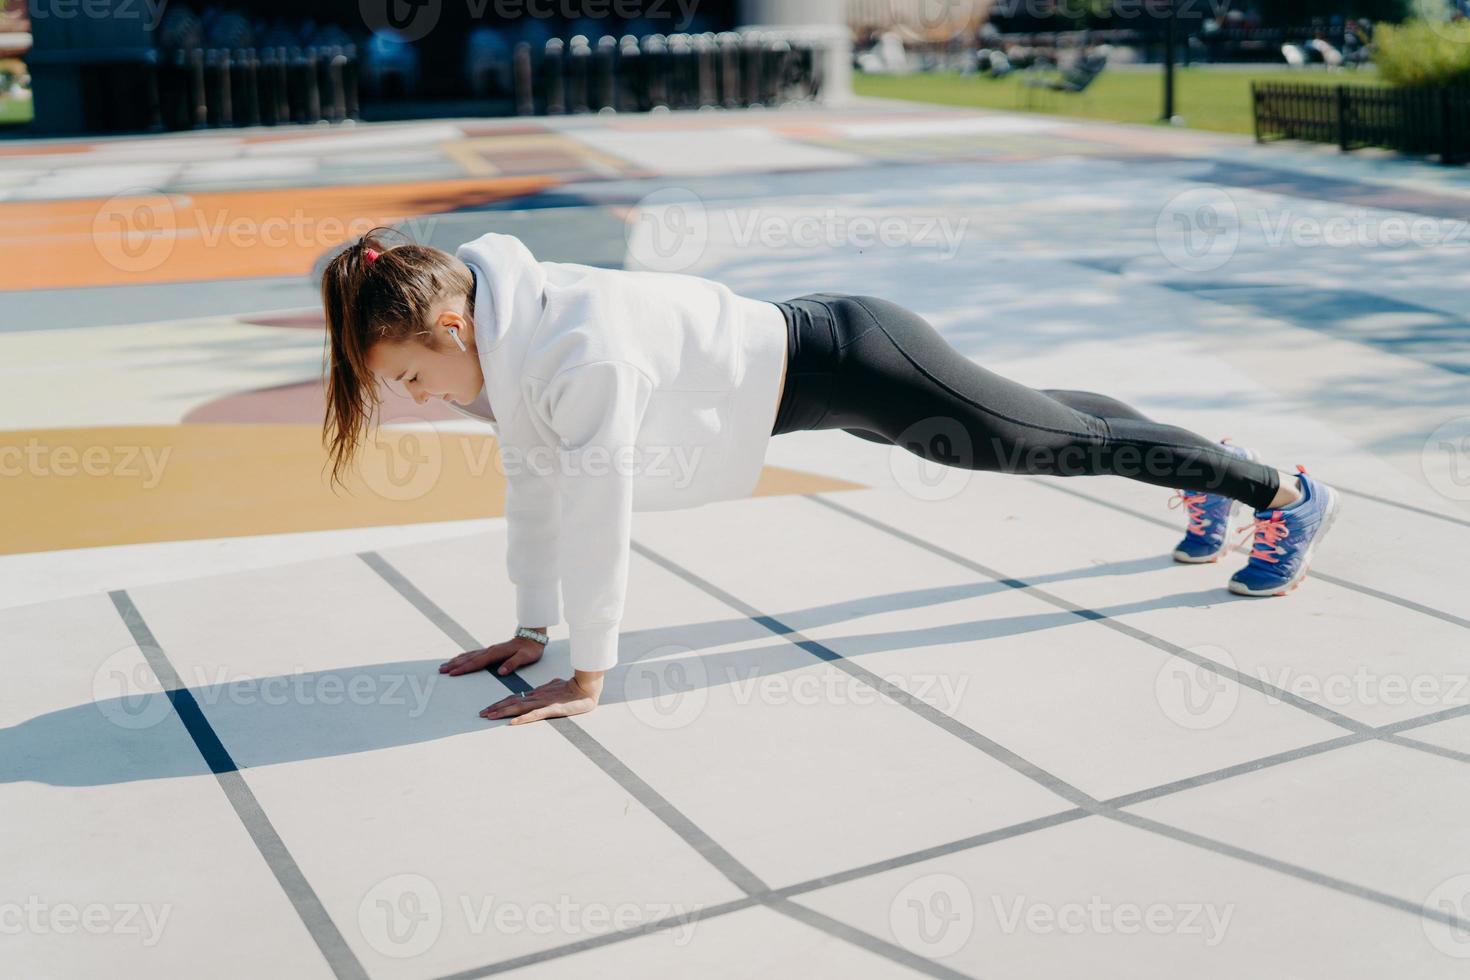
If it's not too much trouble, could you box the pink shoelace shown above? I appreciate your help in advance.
[1168,491,1211,536]
[1238,510,1290,563]
[1239,464,1310,563]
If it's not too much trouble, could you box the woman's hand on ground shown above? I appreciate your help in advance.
[480,671,604,726]
[438,634,545,677]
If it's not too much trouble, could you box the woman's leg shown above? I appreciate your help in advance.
[789,293,1283,511]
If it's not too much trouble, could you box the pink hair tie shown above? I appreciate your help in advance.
[364,247,380,263]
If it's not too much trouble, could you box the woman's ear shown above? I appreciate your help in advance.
[439,309,473,351]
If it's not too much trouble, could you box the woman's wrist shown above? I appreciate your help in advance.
[515,625,550,645]
[573,669,605,697]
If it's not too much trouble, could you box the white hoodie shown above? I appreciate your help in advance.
[444,232,789,672]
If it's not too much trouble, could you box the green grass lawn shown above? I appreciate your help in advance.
[854,67,1381,135]
[0,95,34,126]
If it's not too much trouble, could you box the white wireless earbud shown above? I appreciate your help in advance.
[448,327,468,352]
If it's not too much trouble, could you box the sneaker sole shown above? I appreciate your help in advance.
[1171,446,1258,564]
[1227,483,1342,597]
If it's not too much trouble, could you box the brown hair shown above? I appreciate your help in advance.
[319,226,476,491]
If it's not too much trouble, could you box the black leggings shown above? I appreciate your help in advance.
[769,293,1281,510]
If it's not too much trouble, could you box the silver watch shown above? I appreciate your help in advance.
[515,626,549,645]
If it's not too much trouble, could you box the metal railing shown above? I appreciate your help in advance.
[1254,81,1470,165]
[514,32,825,115]
[157,44,359,130]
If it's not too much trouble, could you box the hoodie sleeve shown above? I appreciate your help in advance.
[543,359,655,672]
[502,464,562,628]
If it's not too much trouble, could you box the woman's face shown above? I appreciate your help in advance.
[366,326,484,407]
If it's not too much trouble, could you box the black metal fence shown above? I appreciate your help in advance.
[513,32,825,115]
[1253,82,1470,165]
[125,31,822,132]
[158,45,360,130]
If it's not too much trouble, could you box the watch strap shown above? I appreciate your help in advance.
[515,626,549,645]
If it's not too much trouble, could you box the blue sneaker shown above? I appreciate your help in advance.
[1169,439,1260,564]
[1228,465,1342,597]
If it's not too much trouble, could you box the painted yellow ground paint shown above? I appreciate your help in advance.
[0,425,866,555]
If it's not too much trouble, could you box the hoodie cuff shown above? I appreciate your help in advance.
[568,622,620,672]
[516,582,561,629]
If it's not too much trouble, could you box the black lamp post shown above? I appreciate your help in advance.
[1162,0,1177,121]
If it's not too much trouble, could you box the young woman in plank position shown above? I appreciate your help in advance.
[320,229,1339,726]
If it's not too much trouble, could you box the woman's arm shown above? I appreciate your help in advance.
[441,360,650,726]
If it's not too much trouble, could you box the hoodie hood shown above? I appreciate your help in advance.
[453,232,550,431]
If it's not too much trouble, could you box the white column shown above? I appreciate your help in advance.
[737,0,853,106]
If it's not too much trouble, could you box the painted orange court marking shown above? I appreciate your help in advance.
[0,424,865,555]
[0,175,559,291]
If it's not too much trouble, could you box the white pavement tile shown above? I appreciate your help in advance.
[1018,459,1470,629]
[791,814,1460,979]
[626,490,1345,802]
[572,127,866,175]
[121,552,746,978]
[1125,740,1470,912]
[0,317,323,429]
[826,474,1468,730]
[0,593,331,978]
[836,116,1064,138]
[179,157,320,181]
[494,903,932,979]
[0,517,501,613]
[377,517,1071,891]
[242,124,466,157]
[1408,713,1470,756]
[11,163,184,200]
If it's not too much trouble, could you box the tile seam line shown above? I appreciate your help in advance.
[1023,477,1470,630]
[429,697,1470,980]
[107,589,370,980]
[86,524,1447,980]
[803,492,1369,733]
[356,553,767,893]
[407,658,1470,974]
[631,526,1470,935]
[358,550,974,980]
